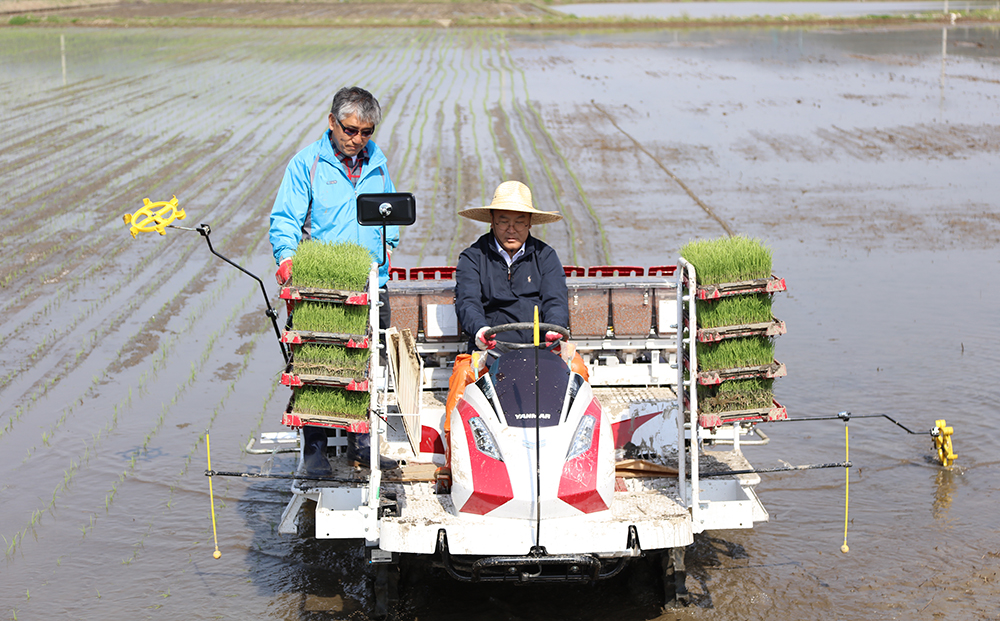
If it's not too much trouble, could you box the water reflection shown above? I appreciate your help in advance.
[931,467,959,522]
[555,1,996,19]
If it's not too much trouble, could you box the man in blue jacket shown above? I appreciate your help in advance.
[270,85,398,294]
[269,86,398,476]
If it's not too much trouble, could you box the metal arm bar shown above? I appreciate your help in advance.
[765,411,929,435]
[699,461,852,477]
[185,223,289,364]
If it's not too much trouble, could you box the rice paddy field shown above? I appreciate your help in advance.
[2,19,1000,621]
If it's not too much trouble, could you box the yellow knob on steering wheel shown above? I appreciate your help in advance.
[123,195,186,238]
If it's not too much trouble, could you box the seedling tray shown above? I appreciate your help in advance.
[280,370,369,391]
[691,275,786,300]
[695,318,786,343]
[280,286,369,305]
[281,330,370,348]
[696,360,787,385]
[697,399,788,428]
[282,396,370,432]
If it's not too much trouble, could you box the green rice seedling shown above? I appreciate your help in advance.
[293,344,369,379]
[697,294,772,329]
[681,235,772,285]
[293,301,369,335]
[699,378,775,413]
[698,336,774,371]
[293,387,370,420]
[292,240,372,291]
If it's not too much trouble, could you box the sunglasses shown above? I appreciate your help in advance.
[335,117,375,138]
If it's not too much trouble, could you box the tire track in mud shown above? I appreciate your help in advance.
[415,41,461,265]
[442,37,481,263]
[364,30,449,262]
[420,34,477,266]
[389,31,464,265]
[495,34,613,267]
[444,33,502,263]
[592,102,735,238]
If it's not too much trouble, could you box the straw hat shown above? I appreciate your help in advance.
[458,181,563,225]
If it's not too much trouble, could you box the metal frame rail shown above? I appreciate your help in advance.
[676,258,699,525]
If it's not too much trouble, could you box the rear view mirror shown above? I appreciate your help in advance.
[357,193,416,226]
[356,193,416,266]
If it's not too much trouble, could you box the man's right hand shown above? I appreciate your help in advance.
[275,258,293,285]
[475,326,496,350]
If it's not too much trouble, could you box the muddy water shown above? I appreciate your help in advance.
[1,25,998,620]
[556,1,997,19]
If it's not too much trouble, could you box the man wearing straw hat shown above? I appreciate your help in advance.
[444,181,586,444]
[454,180,570,350]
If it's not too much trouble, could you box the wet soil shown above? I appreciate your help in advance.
[1,22,999,621]
[2,0,987,28]
[3,0,552,22]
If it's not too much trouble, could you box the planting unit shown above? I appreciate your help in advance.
[267,258,794,616]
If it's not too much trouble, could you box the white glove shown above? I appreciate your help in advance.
[475,326,496,350]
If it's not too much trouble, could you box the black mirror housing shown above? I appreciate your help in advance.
[356,193,416,267]
[357,193,416,227]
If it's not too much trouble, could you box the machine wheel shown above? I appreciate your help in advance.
[661,547,690,609]
[372,561,399,620]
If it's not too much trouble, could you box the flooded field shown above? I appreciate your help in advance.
[2,24,999,620]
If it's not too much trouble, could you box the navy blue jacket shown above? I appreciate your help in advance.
[455,232,570,351]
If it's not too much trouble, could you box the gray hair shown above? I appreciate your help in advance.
[330,86,382,126]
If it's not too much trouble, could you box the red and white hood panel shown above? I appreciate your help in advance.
[450,380,615,520]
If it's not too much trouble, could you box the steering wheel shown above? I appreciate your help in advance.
[483,323,570,352]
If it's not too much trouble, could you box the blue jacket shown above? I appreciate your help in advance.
[269,130,399,287]
[455,232,570,351]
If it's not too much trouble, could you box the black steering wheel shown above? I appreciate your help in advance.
[483,322,571,352]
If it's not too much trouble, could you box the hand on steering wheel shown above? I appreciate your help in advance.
[482,322,570,352]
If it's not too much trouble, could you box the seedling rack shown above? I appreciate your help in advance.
[282,395,371,432]
[280,286,369,306]
[280,370,369,391]
[692,275,786,300]
[695,318,786,343]
[696,360,787,386]
[281,330,370,348]
[694,398,788,429]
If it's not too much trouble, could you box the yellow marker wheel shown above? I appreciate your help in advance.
[933,419,957,467]
[123,195,186,238]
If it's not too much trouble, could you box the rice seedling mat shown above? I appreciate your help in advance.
[695,360,787,385]
[282,395,371,432]
[696,318,786,343]
[280,286,369,306]
[281,330,370,348]
[692,275,787,300]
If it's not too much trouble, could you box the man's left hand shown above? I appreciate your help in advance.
[545,330,563,352]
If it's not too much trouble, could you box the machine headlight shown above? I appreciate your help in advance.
[566,414,596,461]
[468,416,503,462]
